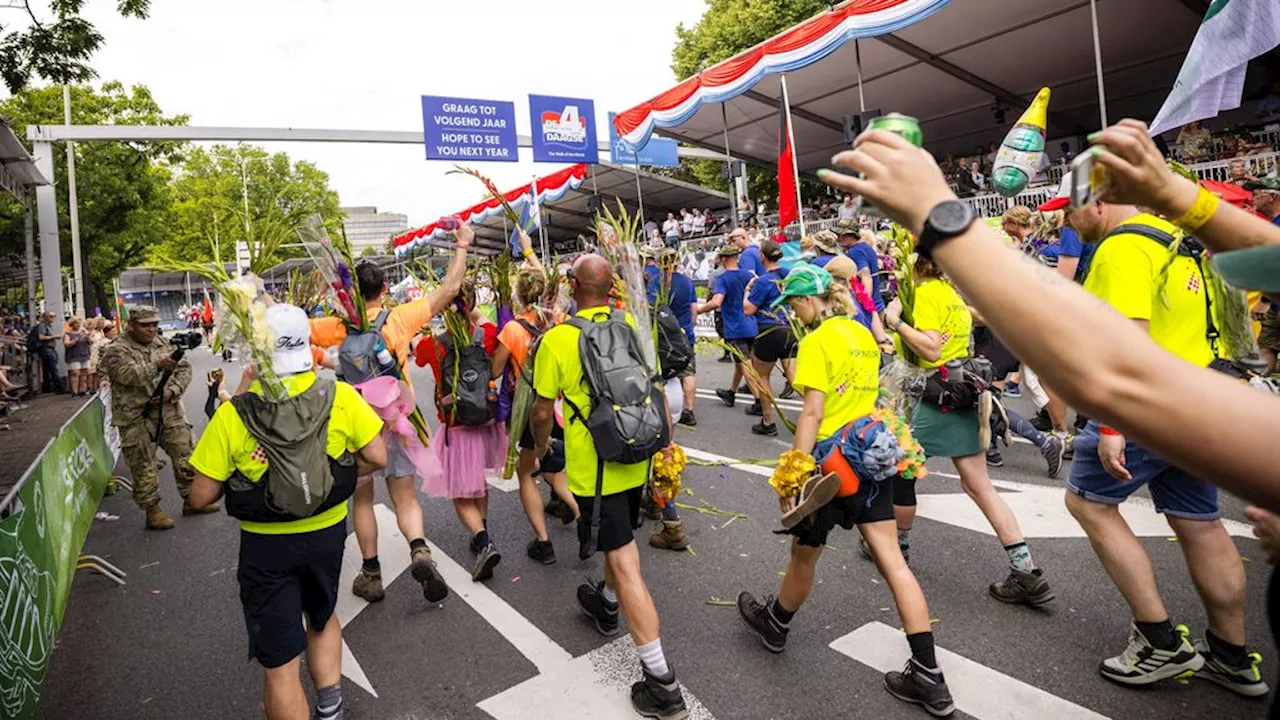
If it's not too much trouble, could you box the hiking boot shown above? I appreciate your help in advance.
[736,592,788,653]
[859,535,909,565]
[989,568,1054,606]
[677,410,697,427]
[1193,637,1270,697]
[1042,434,1066,479]
[717,352,733,363]
[145,506,175,530]
[1064,432,1075,460]
[411,546,449,602]
[352,567,385,602]
[631,665,690,720]
[750,421,778,436]
[577,581,621,636]
[472,543,501,581]
[527,538,556,565]
[744,400,763,417]
[779,385,797,400]
[649,520,687,551]
[884,658,956,717]
[714,388,735,407]
[1030,408,1053,432]
[182,500,220,516]
[1101,623,1203,686]
[985,448,1004,467]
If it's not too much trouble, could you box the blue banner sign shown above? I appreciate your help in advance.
[607,112,678,167]
[529,94,599,164]
[421,95,518,162]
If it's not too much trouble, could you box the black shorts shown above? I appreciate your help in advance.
[726,337,754,358]
[781,477,894,547]
[517,423,566,474]
[237,522,345,668]
[575,486,643,553]
[753,325,797,364]
[973,327,1019,379]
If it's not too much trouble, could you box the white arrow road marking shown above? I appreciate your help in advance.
[336,503,412,697]
[477,635,717,720]
[831,621,1109,720]
[684,448,1253,539]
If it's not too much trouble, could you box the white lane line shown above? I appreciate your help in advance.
[693,389,803,410]
[336,503,412,697]
[831,622,1109,720]
[426,540,572,673]
[683,447,772,479]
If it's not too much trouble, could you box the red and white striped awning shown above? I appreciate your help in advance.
[393,164,587,256]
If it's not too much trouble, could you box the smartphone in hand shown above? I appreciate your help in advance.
[1069,152,1109,209]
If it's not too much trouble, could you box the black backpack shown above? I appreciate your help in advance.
[564,310,670,559]
[25,325,40,352]
[437,326,494,427]
[653,305,692,380]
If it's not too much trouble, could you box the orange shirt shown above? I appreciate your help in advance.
[310,297,435,372]
[497,310,539,377]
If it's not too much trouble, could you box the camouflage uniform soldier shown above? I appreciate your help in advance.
[100,305,219,529]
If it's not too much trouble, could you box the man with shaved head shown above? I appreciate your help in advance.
[530,253,689,718]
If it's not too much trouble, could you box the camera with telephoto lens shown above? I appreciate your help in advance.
[169,331,203,352]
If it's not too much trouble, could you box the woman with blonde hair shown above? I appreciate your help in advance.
[63,316,91,397]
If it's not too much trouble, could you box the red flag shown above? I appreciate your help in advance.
[202,290,214,325]
[777,97,798,229]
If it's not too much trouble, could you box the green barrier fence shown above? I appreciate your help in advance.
[0,396,114,720]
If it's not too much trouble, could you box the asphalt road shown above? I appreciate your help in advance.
[35,346,1277,720]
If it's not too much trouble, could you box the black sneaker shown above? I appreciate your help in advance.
[884,658,956,717]
[678,410,697,427]
[736,592,788,653]
[527,538,556,565]
[471,543,501,581]
[714,388,735,407]
[986,448,1004,467]
[630,665,689,720]
[410,547,449,603]
[717,352,733,363]
[779,385,797,400]
[1101,623,1203,686]
[1042,434,1066,479]
[1029,408,1054,432]
[469,533,486,555]
[577,581,621,636]
[1192,637,1270,697]
[751,421,778,436]
[989,568,1054,606]
[744,400,763,417]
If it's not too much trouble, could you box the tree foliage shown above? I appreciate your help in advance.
[0,0,151,93]
[0,81,186,310]
[670,0,840,214]
[160,145,344,275]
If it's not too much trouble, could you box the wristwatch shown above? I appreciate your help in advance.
[916,200,976,262]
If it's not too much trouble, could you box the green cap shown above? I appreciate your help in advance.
[772,262,834,307]
[1211,245,1280,293]
[1244,177,1280,192]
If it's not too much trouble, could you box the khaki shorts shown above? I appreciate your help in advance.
[677,353,697,379]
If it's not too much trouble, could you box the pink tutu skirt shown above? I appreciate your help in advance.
[422,420,508,499]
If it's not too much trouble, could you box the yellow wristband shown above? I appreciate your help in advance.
[1172,185,1219,234]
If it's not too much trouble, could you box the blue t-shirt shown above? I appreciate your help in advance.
[746,267,790,328]
[739,245,764,276]
[810,253,837,268]
[845,243,885,311]
[1272,215,1280,227]
[1056,226,1096,283]
[646,267,697,345]
[712,268,758,340]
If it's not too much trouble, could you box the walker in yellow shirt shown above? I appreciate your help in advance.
[791,317,880,439]
[910,279,972,369]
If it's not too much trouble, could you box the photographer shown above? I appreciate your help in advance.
[100,305,217,530]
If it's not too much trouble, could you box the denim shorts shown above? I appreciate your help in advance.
[1067,420,1218,520]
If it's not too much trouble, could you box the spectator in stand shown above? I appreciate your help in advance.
[738,194,754,225]
[1227,159,1254,188]
[817,201,835,220]
[704,208,722,234]
[1248,178,1280,225]
[1176,121,1212,162]
[690,208,706,237]
[1058,141,1076,163]
[956,159,985,197]
[681,208,695,237]
[662,212,681,248]
[33,311,63,394]
[63,317,91,397]
[836,195,858,222]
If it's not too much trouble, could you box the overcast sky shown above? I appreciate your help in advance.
[74,0,706,227]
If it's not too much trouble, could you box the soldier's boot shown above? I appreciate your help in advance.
[145,505,175,530]
[649,520,688,551]
[182,500,220,516]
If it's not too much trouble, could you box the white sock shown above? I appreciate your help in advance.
[637,637,670,678]
[601,584,618,605]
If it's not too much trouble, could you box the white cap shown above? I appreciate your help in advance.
[266,304,313,375]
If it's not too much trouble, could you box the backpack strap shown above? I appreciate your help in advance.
[515,318,542,338]
[581,453,605,560]
[1098,223,1219,356]
[372,309,391,332]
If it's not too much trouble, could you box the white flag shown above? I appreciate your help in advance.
[1149,0,1280,136]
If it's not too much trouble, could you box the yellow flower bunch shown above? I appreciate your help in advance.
[769,449,816,498]
[652,444,687,506]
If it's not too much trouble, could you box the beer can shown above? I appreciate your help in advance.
[859,113,923,215]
